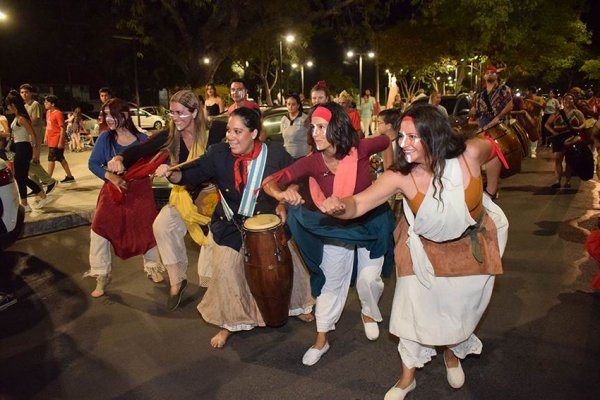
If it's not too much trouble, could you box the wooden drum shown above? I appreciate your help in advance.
[512,111,540,142]
[478,122,522,178]
[242,214,293,327]
[509,118,530,157]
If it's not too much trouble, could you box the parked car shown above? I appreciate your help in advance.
[141,106,167,117]
[130,108,167,130]
[0,159,25,250]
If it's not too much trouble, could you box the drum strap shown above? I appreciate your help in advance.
[239,142,268,217]
[481,133,509,169]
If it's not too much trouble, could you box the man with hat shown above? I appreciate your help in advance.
[472,65,513,129]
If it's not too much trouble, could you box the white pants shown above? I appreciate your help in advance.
[398,334,483,369]
[88,230,162,276]
[315,242,384,332]
[153,205,189,286]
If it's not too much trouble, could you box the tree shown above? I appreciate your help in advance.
[581,59,600,81]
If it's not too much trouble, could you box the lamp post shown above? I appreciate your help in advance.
[113,35,141,127]
[279,34,295,103]
[0,10,7,97]
[292,60,314,97]
[346,50,375,104]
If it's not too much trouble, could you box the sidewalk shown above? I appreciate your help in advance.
[21,147,100,238]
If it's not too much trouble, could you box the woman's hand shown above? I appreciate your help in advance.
[277,187,304,206]
[106,171,127,192]
[154,164,171,177]
[107,156,125,174]
[319,196,346,215]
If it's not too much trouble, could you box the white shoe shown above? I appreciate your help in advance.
[34,197,50,209]
[361,315,379,341]
[444,355,465,389]
[384,379,416,400]
[302,342,330,366]
[148,270,164,283]
[531,153,537,158]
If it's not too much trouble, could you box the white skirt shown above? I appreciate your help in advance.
[389,274,495,346]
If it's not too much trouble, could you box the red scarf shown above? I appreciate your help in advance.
[233,140,262,192]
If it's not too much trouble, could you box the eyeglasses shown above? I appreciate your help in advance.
[167,110,192,118]
[395,131,421,146]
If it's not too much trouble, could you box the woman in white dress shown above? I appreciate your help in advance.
[320,104,508,399]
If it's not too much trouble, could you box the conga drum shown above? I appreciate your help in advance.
[478,122,522,178]
[512,111,540,142]
[509,118,530,157]
[242,214,293,327]
[564,135,594,181]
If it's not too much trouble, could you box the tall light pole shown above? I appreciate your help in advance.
[347,50,375,104]
[0,10,8,97]
[113,35,141,126]
[293,60,314,97]
[279,34,295,103]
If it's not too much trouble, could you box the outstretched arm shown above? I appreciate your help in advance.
[321,170,401,219]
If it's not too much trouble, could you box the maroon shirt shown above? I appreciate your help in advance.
[279,135,389,196]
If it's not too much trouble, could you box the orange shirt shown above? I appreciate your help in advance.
[45,109,65,148]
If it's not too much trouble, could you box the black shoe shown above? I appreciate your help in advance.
[60,176,75,183]
[551,182,561,189]
[167,279,187,311]
[0,293,17,312]
[46,181,57,194]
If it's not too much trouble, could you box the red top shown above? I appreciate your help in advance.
[279,135,389,196]
[227,100,260,115]
[347,108,362,133]
[45,109,64,147]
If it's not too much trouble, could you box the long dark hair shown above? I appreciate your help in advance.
[4,90,31,122]
[395,104,466,200]
[307,101,359,160]
[101,98,139,140]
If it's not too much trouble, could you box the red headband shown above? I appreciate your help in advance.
[312,106,332,122]
[402,116,413,123]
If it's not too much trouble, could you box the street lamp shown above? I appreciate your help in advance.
[346,50,375,104]
[279,34,295,102]
[292,60,314,97]
[113,35,141,126]
[0,10,7,96]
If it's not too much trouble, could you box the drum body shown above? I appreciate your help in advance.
[509,119,530,157]
[564,136,594,181]
[242,214,293,327]
[479,122,522,178]
[513,111,540,142]
[194,183,219,217]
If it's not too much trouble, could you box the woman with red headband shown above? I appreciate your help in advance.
[263,102,395,366]
[320,104,508,399]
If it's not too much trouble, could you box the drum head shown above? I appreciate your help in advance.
[244,214,281,231]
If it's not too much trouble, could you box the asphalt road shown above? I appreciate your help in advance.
[1,149,599,400]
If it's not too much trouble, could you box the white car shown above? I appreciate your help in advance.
[0,159,24,250]
[130,108,166,130]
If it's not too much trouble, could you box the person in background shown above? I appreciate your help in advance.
[4,91,50,212]
[310,81,330,106]
[377,108,402,170]
[429,90,448,117]
[205,83,225,118]
[0,106,8,161]
[44,95,74,183]
[97,87,113,134]
[542,90,560,147]
[281,93,309,159]
[19,83,56,194]
[85,98,165,297]
[70,107,85,152]
[227,79,260,115]
[360,89,377,136]
[338,90,363,137]
[320,104,508,400]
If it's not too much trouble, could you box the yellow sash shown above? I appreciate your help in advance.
[168,143,218,245]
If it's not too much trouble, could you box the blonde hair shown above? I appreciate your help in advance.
[165,90,208,163]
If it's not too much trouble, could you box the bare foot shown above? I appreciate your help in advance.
[297,313,314,322]
[444,349,459,368]
[210,329,232,348]
[169,282,181,296]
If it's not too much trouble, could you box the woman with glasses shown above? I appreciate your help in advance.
[146,106,313,347]
[86,98,165,297]
[262,102,395,366]
[320,104,508,399]
[108,90,217,310]
[204,83,224,117]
